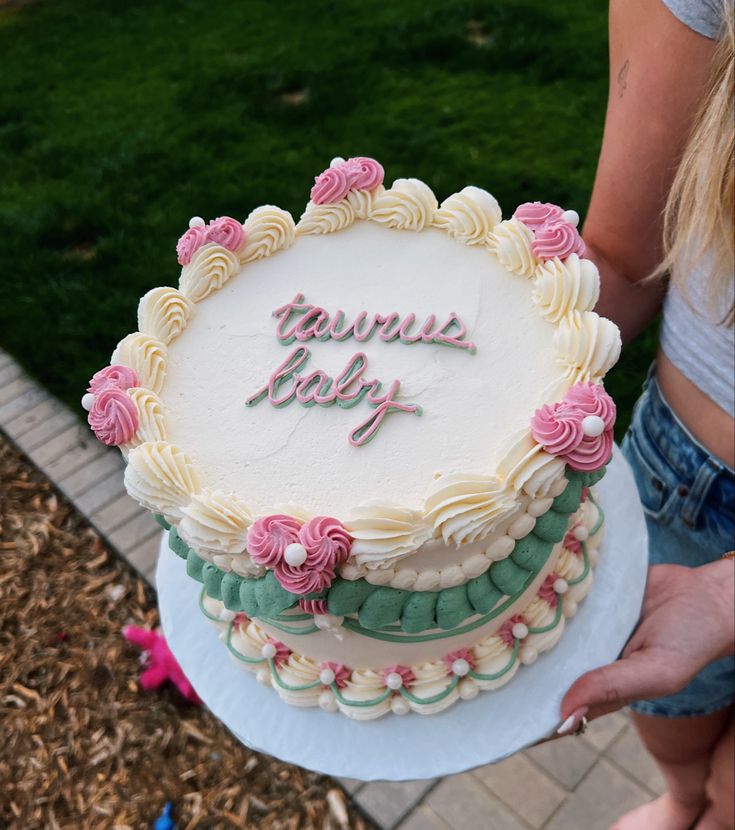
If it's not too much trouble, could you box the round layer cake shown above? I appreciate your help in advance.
[83,157,621,719]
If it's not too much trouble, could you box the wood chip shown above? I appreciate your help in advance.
[0,436,368,830]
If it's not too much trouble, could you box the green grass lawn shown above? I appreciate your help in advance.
[1,0,655,435]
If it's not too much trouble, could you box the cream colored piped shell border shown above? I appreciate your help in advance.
[109,174,621,580]
[201,500,602,720]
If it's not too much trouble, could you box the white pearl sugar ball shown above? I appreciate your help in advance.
[554,578,569,595]
[261,642,277,660]
[564,599,579,619]
[582,414,606,437]
[512,622,529,640]
[391,696,410,715]
[81,393,96,411]
[561,209,580,227]
[218,609,236,622]
[385,672,404,690]
[573,525,590,542]
[459,678,479,700]
[451,658,471,677]
[284,542,308,567]
[319,668,336,686]
[188,216,205,228]
[256,667,271,686]
[330,157,346,168]
[319,690,338,712]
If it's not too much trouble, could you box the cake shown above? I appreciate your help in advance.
[82,157,621,719]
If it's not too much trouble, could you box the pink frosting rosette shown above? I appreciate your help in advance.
[443,647,476,672]
[88,387,139,446]
[564,430,613,471]
[319,661,351,689]
[299,516,352,568]
[298,597,329,615]
[531,219,586,261]
[498,614,528,648]
[276,562,336,595]
[87,364,139,395]
[343,156,384,190]
[248,514,352,595]
[310,166,351,205]
[564,382,616,429]
[531,382,615,472]
[206,216,246,252]
[176,225,208,265]
[513,201,564,230]
[381,665,416,688]
[531,404,584,457]
[247,515,302,568]
[538,573,562,607]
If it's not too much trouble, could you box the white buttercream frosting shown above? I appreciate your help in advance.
[345,502,433,568]
[124,441,200,520]
[533,254,600,322]
[497,432,567,497]
[296,200,356,235]
[346,186,385,219]
[488,218,537,278]
[179,243,240,303]
[555,310,622,381]
[434,186,502,245]
[111,332,167,395]
[424,473,518,546]
[126,388,167,447]
[370,178,438,230]
[241,206,296,263]
[137,286,195,345]
[179,489,252,555]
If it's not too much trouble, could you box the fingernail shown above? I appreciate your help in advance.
[557,706,588,735]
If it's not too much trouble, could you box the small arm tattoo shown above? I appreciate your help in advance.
[617,59,630,98]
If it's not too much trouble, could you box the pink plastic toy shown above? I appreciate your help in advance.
[123,625,201,704]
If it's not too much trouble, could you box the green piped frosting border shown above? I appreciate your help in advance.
[162,465,605,634]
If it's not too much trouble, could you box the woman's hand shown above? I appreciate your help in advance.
[559,559,735,727]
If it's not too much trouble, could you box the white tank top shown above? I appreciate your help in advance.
[659,256,735,418]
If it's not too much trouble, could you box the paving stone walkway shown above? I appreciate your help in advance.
[0,347,665,829]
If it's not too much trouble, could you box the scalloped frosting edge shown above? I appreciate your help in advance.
[198,506,601,720]
[81,161,621,569]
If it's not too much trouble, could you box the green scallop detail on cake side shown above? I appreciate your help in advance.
[170,466,603,635]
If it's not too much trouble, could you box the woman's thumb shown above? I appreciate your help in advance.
[561,651,662,721]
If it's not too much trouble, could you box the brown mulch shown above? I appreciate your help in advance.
[0,435,371,830]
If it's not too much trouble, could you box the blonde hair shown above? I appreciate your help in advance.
[658,0,734,325]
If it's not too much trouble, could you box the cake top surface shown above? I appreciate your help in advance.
[82,157,621,565]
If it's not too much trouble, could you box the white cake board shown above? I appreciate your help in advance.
[158,445,647,781]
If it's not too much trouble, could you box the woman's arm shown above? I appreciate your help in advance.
[560,559,735,725]
[584,0,717,343]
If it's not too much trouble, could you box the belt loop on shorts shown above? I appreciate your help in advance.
[680,457,723,529]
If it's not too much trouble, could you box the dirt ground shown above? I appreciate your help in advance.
[0,435,371,830]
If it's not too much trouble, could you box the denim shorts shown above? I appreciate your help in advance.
[622,367,735,718]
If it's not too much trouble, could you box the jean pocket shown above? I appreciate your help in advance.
[622,428,678,522]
